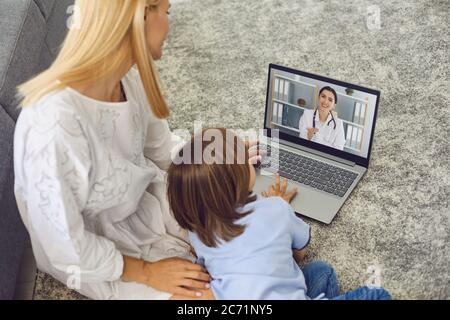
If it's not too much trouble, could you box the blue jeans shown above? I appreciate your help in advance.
[302,261,392,300]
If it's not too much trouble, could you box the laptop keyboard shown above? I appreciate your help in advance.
[259,145,358,197]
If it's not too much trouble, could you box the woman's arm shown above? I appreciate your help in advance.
[130,68,184,171]
[170,288,216,300]
[16,109,124,283]
[143,116,184,171]
[121,255,211,298]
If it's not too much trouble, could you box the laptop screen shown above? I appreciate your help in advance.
[265,64,380,164]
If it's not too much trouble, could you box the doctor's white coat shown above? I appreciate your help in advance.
[298,109,346,151]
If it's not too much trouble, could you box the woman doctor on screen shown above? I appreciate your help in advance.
[299,86,346,151]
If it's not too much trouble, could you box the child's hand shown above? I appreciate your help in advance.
[261,174,298,203]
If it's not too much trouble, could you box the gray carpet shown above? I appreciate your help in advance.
[34,0,449,299]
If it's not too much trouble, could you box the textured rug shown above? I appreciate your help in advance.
[34,0,449,299]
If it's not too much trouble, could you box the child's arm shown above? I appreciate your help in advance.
[293,247,308,264]
[286,204,311,261]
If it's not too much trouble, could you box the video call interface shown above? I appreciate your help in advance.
[266,68,378,159]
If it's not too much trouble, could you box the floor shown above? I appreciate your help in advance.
[29,0,449,299]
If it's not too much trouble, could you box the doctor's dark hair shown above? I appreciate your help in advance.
[319,86,338,104]
[167,128,257,248]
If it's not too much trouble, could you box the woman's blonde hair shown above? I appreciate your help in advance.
[17,0,169,119]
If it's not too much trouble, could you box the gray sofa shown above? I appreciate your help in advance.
[0,0,73,299]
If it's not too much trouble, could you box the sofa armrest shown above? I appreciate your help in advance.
[0,104,27,300]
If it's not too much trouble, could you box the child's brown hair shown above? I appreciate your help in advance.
[167,128,257,247]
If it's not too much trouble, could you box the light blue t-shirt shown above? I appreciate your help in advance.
[189,196,311,300]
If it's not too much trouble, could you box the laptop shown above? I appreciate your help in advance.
[253,64,380,224]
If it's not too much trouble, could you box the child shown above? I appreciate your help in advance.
[167,128,391,300]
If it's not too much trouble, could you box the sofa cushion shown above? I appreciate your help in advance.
[33,0,55,21]
[0,0,47,121]
[0,105,26,300]
[43,0,73,57]
[0,0,73,300]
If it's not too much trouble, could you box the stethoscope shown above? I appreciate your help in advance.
[313,109,336,130]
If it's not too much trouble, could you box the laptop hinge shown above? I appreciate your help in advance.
[277,139,357,167]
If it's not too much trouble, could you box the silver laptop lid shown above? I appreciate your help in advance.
[264,64,381,169]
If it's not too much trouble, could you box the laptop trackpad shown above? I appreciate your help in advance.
[253,173,342,224]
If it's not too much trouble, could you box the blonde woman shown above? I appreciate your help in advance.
[12,0,237,300]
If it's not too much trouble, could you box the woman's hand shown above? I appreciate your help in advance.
[307,128,319,140]
[143,257,211,297]
[170,288,216,300]
[261,174,298,203]
[122,256,211,298]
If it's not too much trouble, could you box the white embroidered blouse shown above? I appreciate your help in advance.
[13,68,192,299]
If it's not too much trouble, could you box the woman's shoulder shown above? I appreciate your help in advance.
[123,66,147,99]
[15,89,90,158]
[18,90,85,130]
[301,109,314,118]
[22,86,87,114]
[122,66,155,119]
